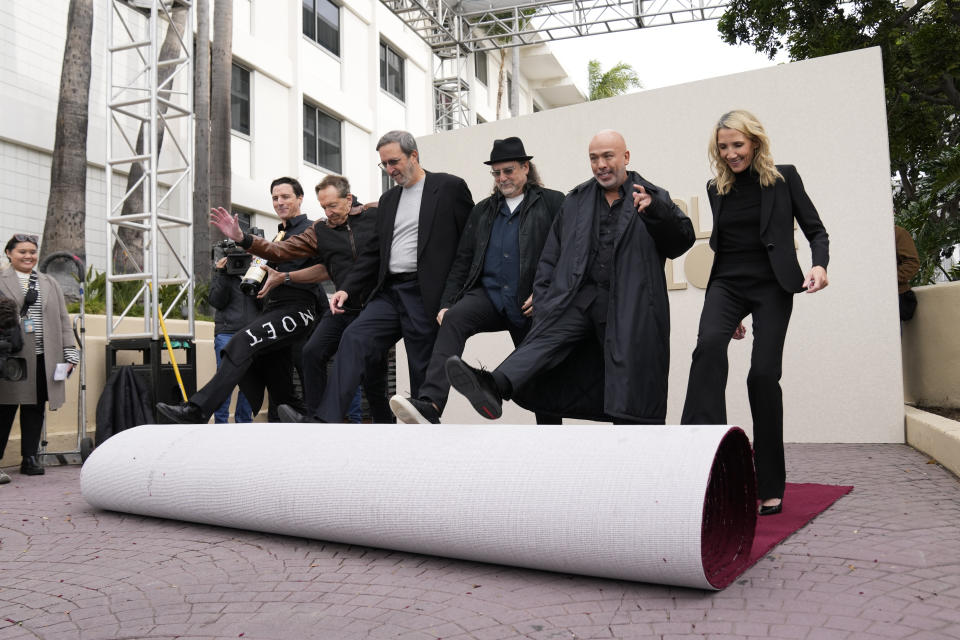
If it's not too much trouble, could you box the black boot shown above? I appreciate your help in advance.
[444,356,503,420]
[156,401,205,424]
[20,456,45,476]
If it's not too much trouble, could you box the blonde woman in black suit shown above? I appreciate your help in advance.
[677,110,830,516]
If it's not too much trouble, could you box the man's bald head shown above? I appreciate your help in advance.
[590,130,626,150]
[588,130,630,193]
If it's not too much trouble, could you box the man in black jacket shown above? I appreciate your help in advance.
[209,175,391,422]
[447,130,696,424]
[390,137,564,424]
[157,177,322,423]
[287,130,473,423]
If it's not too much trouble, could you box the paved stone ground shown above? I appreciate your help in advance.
[1,443,959,640]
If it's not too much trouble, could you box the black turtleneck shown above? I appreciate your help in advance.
[717,169,765,256]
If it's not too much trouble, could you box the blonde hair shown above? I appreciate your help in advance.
[708,110,783,195]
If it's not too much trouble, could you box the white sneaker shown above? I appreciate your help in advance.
[389,395,441,424]
[0,469,10,484]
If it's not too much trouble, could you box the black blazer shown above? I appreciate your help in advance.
[340,170,474,317]
[708,164,829,293]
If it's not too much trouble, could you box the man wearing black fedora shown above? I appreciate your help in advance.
[390,136,564,424]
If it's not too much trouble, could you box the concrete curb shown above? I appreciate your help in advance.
[905,404,960,478]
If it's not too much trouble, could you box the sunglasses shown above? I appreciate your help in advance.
[13,234,38,244]
[490,166,518,178]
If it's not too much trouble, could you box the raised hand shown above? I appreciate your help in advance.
[632,184,652,213]
[209,207,244,242]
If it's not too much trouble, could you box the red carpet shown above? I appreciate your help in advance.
[747,482,853,566]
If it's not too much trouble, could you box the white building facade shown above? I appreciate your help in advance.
[0,0,584,270]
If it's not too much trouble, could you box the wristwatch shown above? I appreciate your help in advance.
[284,273,292,284]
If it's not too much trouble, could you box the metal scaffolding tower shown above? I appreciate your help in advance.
[104,0,195,342]
[379,0,727,130]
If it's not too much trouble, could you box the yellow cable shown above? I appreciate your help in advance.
[149,283,188,402]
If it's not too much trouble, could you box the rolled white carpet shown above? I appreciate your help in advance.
[81,423,756,589]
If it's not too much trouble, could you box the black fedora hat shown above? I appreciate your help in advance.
[484,137,533,165]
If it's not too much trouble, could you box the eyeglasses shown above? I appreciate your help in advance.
[490,166,520,178]
[378,157,404,170]
[13,234,38,244]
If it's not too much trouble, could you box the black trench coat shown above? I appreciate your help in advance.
[512,171,695,423]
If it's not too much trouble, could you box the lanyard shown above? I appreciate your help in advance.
[20,271,38,318]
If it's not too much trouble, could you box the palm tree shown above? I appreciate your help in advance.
[209,0,232,215]
[588,59,641,101]
[476,8,535,120]
[193,0,213,289]
[41,0,94,266]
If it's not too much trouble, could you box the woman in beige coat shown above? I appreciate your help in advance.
[0,234,78,482]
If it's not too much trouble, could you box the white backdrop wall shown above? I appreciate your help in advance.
[403,48,901,444]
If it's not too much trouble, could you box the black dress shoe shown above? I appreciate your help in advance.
[156,401,205,424]
[20,456,45,476]
[758,501,783,516]
[444,356,503,420]
[278,403,307,423]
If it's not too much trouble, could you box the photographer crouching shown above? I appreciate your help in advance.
[157,177,322,424]
[208,238,261,423]
[0,234,79,482]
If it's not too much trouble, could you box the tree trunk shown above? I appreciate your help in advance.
[209,0,232,213]
[41,0,93,267]
[510,43,520,118]
[193,0,213,290]
[495,51,506,120]
[111,7,188,273]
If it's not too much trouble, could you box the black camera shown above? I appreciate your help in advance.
[0,297,25,381]
[212,228,265,276]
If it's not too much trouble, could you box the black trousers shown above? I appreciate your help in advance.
[191,301,318,419]
[680,258,794,501]
[301,309,392,423]
[497,285,607,395]
[420,287,561,424]
[315,281,436,423]
[0,356,48,458]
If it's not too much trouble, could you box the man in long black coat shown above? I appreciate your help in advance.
[447,129,695,424]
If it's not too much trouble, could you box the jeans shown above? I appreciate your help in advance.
[346,386,363,423]
[213,332,253,423]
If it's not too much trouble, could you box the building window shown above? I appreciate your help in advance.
[233,209,253,232]
[231,63,250,135]
[474,50,487,86]
[379,41,404,101]
[303,0,340,56]
[303,103,342,172]
[381,168,392,194]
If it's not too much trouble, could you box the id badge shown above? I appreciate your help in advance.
[23,318,34,333]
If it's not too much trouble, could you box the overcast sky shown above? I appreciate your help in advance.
[548,20,789,96]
